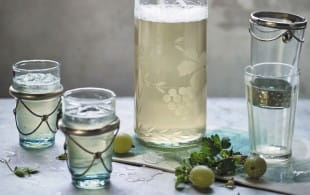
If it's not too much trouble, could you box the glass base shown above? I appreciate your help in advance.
[136,136,202,150]
[72,175,110,189]
[20,137,55,149]
[252,152,291,164]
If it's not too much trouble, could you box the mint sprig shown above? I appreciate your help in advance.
[175,134,247,190]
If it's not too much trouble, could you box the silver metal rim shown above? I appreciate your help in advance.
[9,85,64,100]
[59,117,120,136]
[250,11,307,30]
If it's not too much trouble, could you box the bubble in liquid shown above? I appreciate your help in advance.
[13,73,61,93]
[15,73,58,85]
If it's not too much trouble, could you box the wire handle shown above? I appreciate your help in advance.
[249,27,304,43]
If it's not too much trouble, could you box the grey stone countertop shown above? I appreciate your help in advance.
[0,97,309,195]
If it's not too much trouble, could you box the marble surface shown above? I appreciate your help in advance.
[1,97,309,195]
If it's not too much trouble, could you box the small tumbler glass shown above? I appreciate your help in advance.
[245,63,299,163]
[60,88,120,189]
[10,60,63,149]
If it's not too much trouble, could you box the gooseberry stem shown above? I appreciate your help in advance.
[1,159,14,173]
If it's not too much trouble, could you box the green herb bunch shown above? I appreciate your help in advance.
[175,134,247,190]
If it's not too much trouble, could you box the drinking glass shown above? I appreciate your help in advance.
[245,63,299,163]
[250,11,307,68]
[10,60,63,149]
[60,88,120,189]
[247,11,307,163]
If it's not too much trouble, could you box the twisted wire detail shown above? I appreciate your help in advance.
[14,98,62,136]
[63,119,120,177]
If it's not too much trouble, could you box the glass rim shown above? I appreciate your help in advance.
[245,63,300,79]
[63,87,116,104]
[13,59,60,73]
[59,117,119,136]
[250,11,307,30]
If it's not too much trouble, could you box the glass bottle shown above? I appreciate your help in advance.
[134,0,208,148]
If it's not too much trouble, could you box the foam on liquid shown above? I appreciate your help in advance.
[135,4,208,23]
[13,73,61,94]
[63,102,115,130]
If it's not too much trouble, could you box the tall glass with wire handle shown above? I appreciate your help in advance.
[60,88,120,189]
[247,11,307,163]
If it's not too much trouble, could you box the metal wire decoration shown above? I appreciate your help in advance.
[59,117,120,177]
[249,11,307,43]
[9,85,63,136]
[249,28,304,43]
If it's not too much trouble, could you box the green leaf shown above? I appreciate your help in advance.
[201,135,222,156]
[56,153,67,160]
[221,137,231,149]
[176,174,185,180]
[212,135,221,146]
[180,160,192,171]
[14,167,27,177]
[25,167,39,174]
[175,179,186,191]
[216,158,236,176]
[175,172,188,190]
[189,152,205,166]
[220,150,230,158]
[175,166,184,176]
